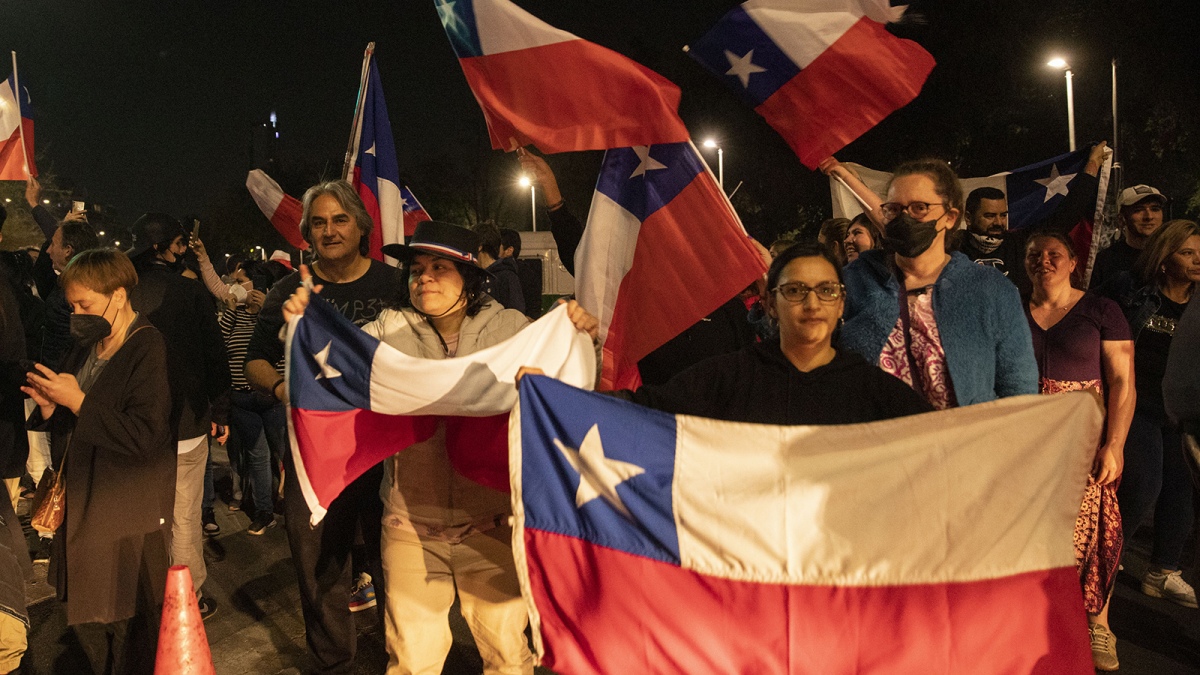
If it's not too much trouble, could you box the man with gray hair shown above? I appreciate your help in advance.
[244,179,399,673]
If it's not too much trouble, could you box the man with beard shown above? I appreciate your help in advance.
[959,141,1107,296]
[1089,184,1168,290]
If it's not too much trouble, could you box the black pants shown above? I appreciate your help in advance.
[283,454,385,674]
[73,611,157,675]
[1117,411,1196,570]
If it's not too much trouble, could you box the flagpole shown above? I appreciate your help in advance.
[342,42,374,181]
[832,173,874,214]
[10,51,30,177]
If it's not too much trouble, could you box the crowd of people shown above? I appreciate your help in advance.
[0,139,1196,674]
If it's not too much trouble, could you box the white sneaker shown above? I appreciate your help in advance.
[1141,568,1199,608]
[1089,623,1119,671]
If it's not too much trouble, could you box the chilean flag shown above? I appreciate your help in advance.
[436,0,690,153]
[829,146,1114,283]
[401,184,432,237]
[0,72,36,180]
[347,57,404,263]
[574,142,767,391]
[687,0,935,169]
[285,293,594,525]
[246,170,309,251]
[513,376,1102,674]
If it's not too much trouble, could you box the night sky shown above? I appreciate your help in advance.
[3,1,1198,251]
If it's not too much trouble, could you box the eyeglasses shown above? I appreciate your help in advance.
[772,282,845,303]
[879,201,948,220]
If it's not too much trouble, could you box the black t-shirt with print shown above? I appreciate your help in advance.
[1135,293,1186,418]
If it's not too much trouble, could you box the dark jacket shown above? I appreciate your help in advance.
[0,270,28,479]
[1165,295,1200,431]
[27,317,175,625]
[548,205,584,277]
[1096,272,1159,341]
[620,341,932,425]
[131,259,231,436]
[486,257,525,313]
[637,296,755,387]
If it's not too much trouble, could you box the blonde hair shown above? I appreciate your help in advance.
[61,247,138,295]
[1134,219,1200,286]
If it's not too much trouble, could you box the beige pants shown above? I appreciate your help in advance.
[381,522,533,675]
[0,612,26,674]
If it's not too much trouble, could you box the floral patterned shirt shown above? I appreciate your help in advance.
[879,287,958,410]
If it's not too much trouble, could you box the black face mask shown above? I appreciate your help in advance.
[882,212,942,259]
[70,296,114,347]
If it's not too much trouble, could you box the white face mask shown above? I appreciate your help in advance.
[228,282,249,303]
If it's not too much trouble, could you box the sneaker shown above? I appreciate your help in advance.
[1089,623,1119,671]
[228,488,243,511]
[202,509,220,536]
[246,513,276,536]
[349,573,377,612]
[1141,568,1199,608]
[198,595,218,621]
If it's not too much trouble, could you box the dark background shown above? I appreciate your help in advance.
[1,0,1197,256]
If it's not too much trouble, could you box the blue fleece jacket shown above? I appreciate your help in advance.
[841,250,1038,406]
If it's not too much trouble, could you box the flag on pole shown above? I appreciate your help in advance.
[828,146,1114,283]
[401,184,432,237]
[686,0,935,169]
[512,375,1101,674]
[246,170,309,251]
[345,48,404,263]
[0,70,36,180]
[285,295,595,525]
[436,0,690,153]
[574,142,767,391]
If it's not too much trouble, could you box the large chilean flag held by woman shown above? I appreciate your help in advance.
[512,376,1101,674]
[436,0,690,153]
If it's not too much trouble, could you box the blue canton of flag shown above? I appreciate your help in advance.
[685,7,801,107]
[1005,148,1091,231]
[287,293,380,413]
[435,0,483,58]
[519,376,680,564]
[594,143,705,223]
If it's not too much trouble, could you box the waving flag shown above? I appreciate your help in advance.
[829,146,1114,282]
[346,49,404,262]
[285,295,594,524]
[687,0,935,169]
[436,0,690,153]
[246,170,309,251]
[0,71,36,180]
[513,376,1101,674]
[574,142,767,391]
[401,184,432,237]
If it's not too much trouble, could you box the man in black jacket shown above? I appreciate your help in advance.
[128,213,230,618]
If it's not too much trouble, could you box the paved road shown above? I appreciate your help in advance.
[15,447,1200,674]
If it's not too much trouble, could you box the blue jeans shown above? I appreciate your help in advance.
[207,390,287,517]
[1117,411,1195,570]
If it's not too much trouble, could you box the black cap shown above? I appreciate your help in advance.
[128,212,186,259]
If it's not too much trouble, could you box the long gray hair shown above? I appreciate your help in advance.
[299,180,374,257]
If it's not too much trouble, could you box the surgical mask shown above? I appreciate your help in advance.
[70,296,114,347]
[969,231,1004,255]
[228,282,249,303]
[881,212,941,259]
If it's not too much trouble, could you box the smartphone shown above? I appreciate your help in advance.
[72,201,85,213]
[192,219,201,240]
[19,359,40,377]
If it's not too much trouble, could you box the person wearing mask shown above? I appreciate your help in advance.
[1022,231,1135,671]
[128,213,231,621]
[1102,219,1200,610]
[23,248,174,674]
[244,180,399,673]
[281,220,599,675]
[843,214,881,264]
[1089,185,1168,290]
[841,159,1038,409]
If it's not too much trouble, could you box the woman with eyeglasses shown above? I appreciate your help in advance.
[616,243,931,425]
[841,159,1038,409]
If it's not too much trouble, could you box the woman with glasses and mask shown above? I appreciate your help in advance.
[617,243,931,425]
[282,221,598,675]
[22,248,173,674]
[841,159,1038,409]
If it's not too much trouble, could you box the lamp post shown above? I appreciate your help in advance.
[519,175,536,232]
[1047,57,1076,152]
[702,138,724,191]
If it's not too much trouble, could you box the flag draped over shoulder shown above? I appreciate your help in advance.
[573,142,767,391]
[512,376,1102,674]
[687,0,935,169]
[346,56,404,262]
[829,146,1114,283]
[246,170,308,251]
[285,295,595,525]
[0,72,35,180]
[435,0,690,153]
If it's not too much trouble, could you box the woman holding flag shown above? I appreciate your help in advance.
[282,220,598,675]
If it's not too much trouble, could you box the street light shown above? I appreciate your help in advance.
[702,138,724,190]
[1047,57,1076,151]
[98,230,106,236]
[518,174,536,232]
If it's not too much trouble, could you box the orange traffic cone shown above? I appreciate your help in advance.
[154,565,215,675]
